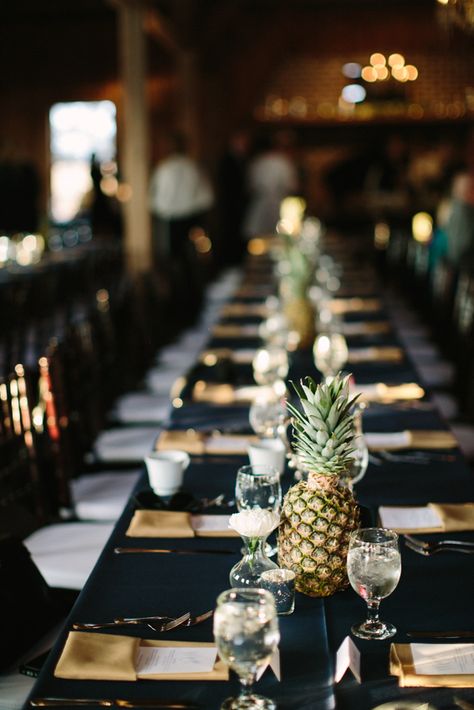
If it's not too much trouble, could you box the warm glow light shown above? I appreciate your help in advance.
[247,238,267,256]
[375,66,389,80]
[370,53,386,67]
[412,212,433,243]
[361,66,378,82]
[388,53,405,68]
[405,65,418,81]
[392,66,409,82]
[437,0,449,5]
[374,222,390,250]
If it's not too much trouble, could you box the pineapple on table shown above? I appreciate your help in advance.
[280,244,316,349]
[278,373,360,597]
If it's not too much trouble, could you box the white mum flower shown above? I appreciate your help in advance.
[229,509,280,538]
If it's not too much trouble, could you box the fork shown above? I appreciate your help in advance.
[72,612,191,633]
[404,534,474,555]
[115,609,214,631]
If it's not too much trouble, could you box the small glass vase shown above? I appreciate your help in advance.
[229,535,279,588]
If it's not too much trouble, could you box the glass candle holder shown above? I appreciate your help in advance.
[259,568,296,615]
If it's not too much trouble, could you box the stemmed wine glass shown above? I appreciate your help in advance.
[252,346,289,386]
[346,528,401,640]
[214,588,280,710]
[249,394,288,440]
[313,332,348,381]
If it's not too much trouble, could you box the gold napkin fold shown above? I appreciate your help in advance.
[127,510,194,538]
[221,303,268,317]
[156,430,206,455]
[347,346,404,364]
[212,324,260,338]
[156,429,257,454]
[378,502,474,533]
[126,510,239,538]
[192,382,266,405]
[340,321,391,336]
[390,644,474,688]
[354,382,425,402]
[330,297,382,315]
[55,632,228,682]
[430,502,474,531]
[55,631,139,681]
[366,430,457,451]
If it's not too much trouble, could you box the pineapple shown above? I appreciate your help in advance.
[280,244,316,349]
[278,373,360,597]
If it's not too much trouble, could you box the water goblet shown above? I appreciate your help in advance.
[347,527,401,640]
[313,332,348,381]
[252,346,289,386]
[213,588,279,710]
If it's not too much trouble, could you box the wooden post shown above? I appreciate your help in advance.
[117,0,152,274]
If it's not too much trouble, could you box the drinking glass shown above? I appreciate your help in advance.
[249,395,288,439]
[313,332,348,381]
[252,346,289,386]
[235,465,281,514]
[214,588,279,710]
[347,528,401,640]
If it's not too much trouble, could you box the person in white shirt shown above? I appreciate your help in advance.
[243,131,299,239]
[149,133,214,259]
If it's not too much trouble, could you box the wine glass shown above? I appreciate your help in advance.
[252,346,289,386]
[235,465,282,514]
[249,394,288,440]
[347,528,401,640]
[313,332,348,381]
[214,588,279,710]
[343,403,369,487]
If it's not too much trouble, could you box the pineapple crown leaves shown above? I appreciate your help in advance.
[287,372,360,476]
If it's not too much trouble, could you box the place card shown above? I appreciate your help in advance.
[365,431,412,451]
[256,648,281,681]
[378,506,444,532]
[335,636,361,683]
[411,644,474,676]
[191,514,232,534]
[136,644,217,676]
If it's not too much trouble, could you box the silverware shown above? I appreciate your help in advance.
[114,547,235,555]
[116,609,214,631]
[72,612,191,633]
[30,699,201,708]
[404,535,474,555]
[407,630,474,638]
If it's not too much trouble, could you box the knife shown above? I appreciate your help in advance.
[30,698,201,708]
[114,547,235,555]
[407,631,474,639]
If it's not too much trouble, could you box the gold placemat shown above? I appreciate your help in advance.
[221,303,268,317]
[192,382,268,405]
[378,502,474,533]
[390,643,474,688]
[354,382,425,402]
[366,430,457,451]
[212,324,260,338]
[341,321,391,336]
[55,631,228,681]
[347,346,404,364]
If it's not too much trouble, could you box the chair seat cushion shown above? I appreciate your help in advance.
[93,426,159,463]
[71,470,141,521]
[24,523,113,589]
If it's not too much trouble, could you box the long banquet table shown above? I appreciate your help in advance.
[25,254,474,710]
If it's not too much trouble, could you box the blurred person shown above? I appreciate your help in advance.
[364,134,410,221]
[243,130,299,239]
[444,167,474,269]
[215,130,250,265]
[148,132,214,260]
